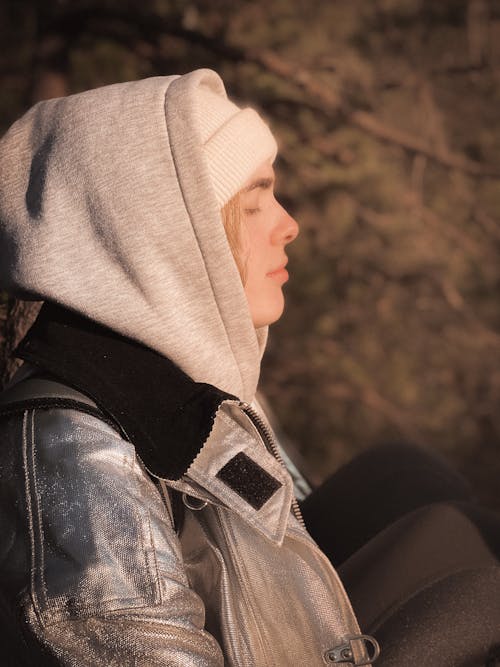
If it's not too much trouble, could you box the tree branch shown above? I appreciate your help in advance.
[245,48,500,177]
[348,109,498,177]
[43,9,500,178]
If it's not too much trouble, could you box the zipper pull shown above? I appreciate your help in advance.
[325,635,380,665]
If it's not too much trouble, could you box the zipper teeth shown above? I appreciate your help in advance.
[241,402,306,528]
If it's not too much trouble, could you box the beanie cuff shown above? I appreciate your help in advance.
[204,108,278,207]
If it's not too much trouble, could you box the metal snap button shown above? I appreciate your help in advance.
[325,635,380,664]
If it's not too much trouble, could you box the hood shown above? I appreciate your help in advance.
[0,69,266,402]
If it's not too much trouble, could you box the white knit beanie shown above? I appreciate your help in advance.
[193,86,278,208]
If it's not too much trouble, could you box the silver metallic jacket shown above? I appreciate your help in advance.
[0,396,368,665]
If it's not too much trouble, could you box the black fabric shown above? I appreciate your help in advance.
[362,565,500,667]
[216,451,282,509]
[0,592,61,667]
[300,442,475,567]
[338,502,500,632]
[302,444,500,666]
[14,302,236,480]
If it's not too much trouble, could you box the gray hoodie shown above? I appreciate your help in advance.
[0,69,266,402]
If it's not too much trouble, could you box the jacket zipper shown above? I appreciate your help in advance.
[239,401,306,528]
[240,402,381,664]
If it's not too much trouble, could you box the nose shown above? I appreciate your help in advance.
[273,202,299,246]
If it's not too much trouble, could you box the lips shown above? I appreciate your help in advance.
[266,260,289,282]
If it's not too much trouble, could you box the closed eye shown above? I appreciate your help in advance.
[244,207,261,215]
[244,177,274,193]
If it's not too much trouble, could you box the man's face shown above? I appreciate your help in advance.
[238,162,299,328]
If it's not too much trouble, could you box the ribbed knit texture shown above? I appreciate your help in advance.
[193,87,277,206]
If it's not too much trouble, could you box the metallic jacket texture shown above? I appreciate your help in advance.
[0,399,365,666]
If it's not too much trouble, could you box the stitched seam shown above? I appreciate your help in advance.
[29,409,48,607]
[159,478,175,530]
[0,400,118,433]
[217,507,271,663]
[146,511,162,605]
[22,410,40,620]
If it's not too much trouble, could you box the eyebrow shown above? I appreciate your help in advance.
[243,177,274,193]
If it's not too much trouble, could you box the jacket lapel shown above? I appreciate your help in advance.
[16,303,294,542]
[169,401,293,545]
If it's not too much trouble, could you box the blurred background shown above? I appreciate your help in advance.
[1,0,500,508]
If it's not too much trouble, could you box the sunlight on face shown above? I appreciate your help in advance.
[238,162,299,328]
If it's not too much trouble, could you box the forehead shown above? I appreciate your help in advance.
[242,161,275,193]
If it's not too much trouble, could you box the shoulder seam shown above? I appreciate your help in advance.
[0,399,121,435]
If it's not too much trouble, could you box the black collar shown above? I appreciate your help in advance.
[16,303,236,479]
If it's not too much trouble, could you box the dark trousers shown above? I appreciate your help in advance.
[301,444,500,666]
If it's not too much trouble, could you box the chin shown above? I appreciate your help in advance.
[251,295,285,328]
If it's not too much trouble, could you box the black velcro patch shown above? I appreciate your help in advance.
[216,452,282,510]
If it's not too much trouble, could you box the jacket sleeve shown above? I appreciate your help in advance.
[0,407,224,667]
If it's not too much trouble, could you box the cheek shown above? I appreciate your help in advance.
[239,223,251,261]
[244,276,285,328]
[241,223,268,269]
